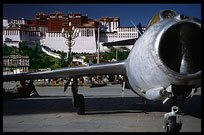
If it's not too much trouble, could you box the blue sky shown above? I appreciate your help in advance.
[3,4,201,26]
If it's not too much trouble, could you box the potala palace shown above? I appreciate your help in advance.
[3,12,146,54]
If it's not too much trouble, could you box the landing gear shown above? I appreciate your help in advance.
[76,94,85,115]
[162,84,195,132]
[71,76,85,115]
[163,106,183,132]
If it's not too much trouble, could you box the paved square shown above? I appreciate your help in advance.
[3,83,201,132]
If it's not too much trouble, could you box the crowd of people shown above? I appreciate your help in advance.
[13,75,124,98]
[48,75,124,86]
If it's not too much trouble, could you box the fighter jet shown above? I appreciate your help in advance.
[3,9,201,132]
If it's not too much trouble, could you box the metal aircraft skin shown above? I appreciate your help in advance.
[3,10,201,132]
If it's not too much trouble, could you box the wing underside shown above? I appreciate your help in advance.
[102,38,136,46]
[3,60,127,81]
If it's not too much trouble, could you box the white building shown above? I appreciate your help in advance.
[3,18,9,27]
[3,27,40,47]
[3,18,41,48]
[43,25,145,53]
[44,27,97,53]
[41,16,145,53]
[3,55,29,74]
[10,18,27,25]
[99,17,120,32]
[3,16,146,54]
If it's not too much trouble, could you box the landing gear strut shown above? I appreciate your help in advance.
[162,84,194,132]
[163,84,195,132]
[163,105,183,132]
[71,76,85,115]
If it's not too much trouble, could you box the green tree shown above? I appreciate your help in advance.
[57,53,68,68]
[102,48,115,61]
[84,58,89,63]
[3,44,9,56]
[102,48,130,61]
[117,51,129,60]
[92,59,97,64]
[3,44,20,56]
[40,54,55,68]
[3,42,61,71]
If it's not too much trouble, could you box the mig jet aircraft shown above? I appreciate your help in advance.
[3,9,201,132]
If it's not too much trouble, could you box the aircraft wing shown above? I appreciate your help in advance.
[3,60,127,82]
[102,38,136,46]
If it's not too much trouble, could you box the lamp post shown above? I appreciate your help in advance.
[97,27,100,64]
[61,22,79,66]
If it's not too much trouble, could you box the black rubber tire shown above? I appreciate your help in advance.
[167,116,180,132]
[77,94,85,115]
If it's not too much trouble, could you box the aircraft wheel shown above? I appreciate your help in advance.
[166,116,181,132]
[77,94,85,115]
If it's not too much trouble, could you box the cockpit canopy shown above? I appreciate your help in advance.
[146,9,178,30]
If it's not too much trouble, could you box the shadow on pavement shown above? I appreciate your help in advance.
[3,95,201,119]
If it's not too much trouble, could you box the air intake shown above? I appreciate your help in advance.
[159,22,201,74]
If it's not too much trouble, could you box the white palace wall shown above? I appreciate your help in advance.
[3,20,144,54]
[44,28,97,53]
